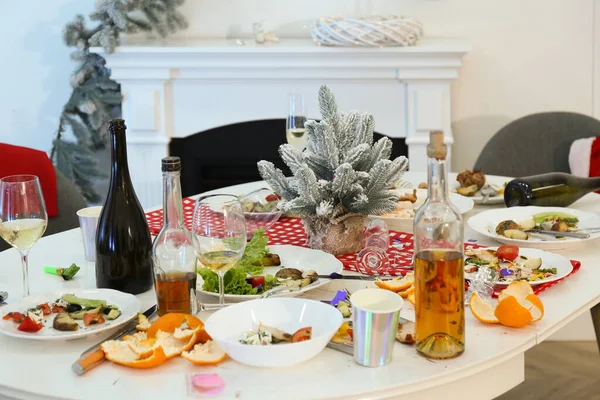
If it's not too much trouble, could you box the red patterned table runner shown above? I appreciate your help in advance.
[146,198,581,291]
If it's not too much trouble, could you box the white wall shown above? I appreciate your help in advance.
[0,0,95,153]
[162,0,596,171]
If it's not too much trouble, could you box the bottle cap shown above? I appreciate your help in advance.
[427,130,447,159]
[162,156,181,172]
[108,119,126,133]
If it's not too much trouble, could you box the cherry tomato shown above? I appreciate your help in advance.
[250,276,265,288]
[51,304,66,313]
[291,327,312,343]
[17,317,43,333]
[265,194,281,202]
[36,303,51,316]
[83,312,105,327]
[497,245,519,262]
[3,312,25,323]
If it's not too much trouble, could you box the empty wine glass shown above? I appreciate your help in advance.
[191,194,247,308]
[0,175,48,297]
[286,93,308,151]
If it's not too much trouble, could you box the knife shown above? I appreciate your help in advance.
[317,273,397,281]
[524,229,590,239]
[71,304,157,375]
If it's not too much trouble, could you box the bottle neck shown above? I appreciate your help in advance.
[162,171,185,228]
[109,129,132,187]
[427,156,449,202]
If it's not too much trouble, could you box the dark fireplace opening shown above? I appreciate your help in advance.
[170,119,408,197]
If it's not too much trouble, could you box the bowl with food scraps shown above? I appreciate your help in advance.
[239,188,283,240]
[204,297,343,367]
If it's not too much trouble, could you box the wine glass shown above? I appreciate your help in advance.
[286,93,308,151]
[192,194,247,308]
[0,175,48,297]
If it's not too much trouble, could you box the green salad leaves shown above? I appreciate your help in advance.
[197,230,278,295]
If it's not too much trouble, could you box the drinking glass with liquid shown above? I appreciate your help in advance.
[0,175,47,297]
[152,157,197,316]
[413,130,465,360]
[286,93,307,151]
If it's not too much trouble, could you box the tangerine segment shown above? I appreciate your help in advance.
[156,329,199,358]
[469,292,499,324]
[102,340,167,369]
[181,341,227,365]
[147,313,204,338]
[494,296,533,328]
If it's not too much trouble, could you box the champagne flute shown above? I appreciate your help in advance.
[0,175,48,297]
[286,93,308,151]
[192,194,247,308]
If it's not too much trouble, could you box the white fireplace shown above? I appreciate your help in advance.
[92,38,470,208]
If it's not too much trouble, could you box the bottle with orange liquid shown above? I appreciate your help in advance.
[413,130,465,359]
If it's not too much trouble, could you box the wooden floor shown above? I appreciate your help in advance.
[497,341,600,400]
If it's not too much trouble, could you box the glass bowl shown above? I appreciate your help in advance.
[239,188,283,240]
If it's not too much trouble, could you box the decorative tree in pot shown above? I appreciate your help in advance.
[258,86,409,255]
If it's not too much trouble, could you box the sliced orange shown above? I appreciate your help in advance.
[156,329,199,358]
[375,272,414,293]
[407,292,415,306]
[397,285,415,298]
[469,292,499,324]
[102,340,167,369]
[181,341,227,365]
[147,313,204,338]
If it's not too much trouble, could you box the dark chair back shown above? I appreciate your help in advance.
[474,112,600,176]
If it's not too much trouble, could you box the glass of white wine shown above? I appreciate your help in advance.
[192,194,247,309]
[286,93,308,151]
[0,175,48,297]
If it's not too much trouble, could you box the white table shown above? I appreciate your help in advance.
[0,173,598,400]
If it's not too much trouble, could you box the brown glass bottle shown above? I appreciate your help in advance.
[95,119,154,294]
[504,172,600,207]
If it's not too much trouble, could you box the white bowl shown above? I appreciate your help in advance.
[204,298,343,368]
[370,189,474,233]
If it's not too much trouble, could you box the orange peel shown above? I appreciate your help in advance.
[181,341,227,365]
[156,329,199,358]
[375,272,414,293]
[147,313,204,338]
[102,340,167,369]
[469,292,499,324]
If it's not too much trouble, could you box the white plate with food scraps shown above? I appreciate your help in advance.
[369,189,474,233]
[0,289,140,341]
[451,172,512,205]
[464,246,573,287]
[467,206,600,250]
[198,245,343,302]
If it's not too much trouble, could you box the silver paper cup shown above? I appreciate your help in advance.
[77,206,102,262]
[350,289,404,367]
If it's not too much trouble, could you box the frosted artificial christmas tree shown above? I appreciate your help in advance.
[258,86,409,255]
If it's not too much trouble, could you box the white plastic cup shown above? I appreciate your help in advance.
[77,206,102,262]
[350,288,404,367]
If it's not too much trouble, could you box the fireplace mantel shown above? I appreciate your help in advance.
[92,38,470,207]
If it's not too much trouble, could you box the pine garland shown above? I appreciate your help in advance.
[258,85,409,220]
[51,0,187,202]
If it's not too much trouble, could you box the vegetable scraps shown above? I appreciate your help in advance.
[44,263,81,281]
[197,230,278,295]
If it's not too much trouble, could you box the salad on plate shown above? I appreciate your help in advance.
[465,245,557,283]
[495,211,579,241]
